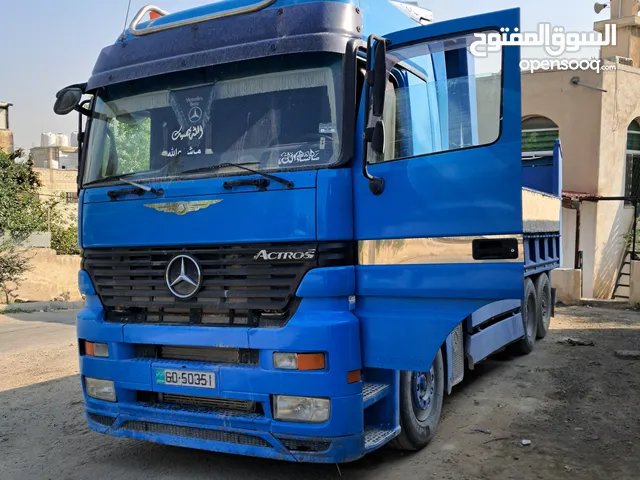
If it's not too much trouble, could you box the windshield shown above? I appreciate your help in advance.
[83,53,343,185]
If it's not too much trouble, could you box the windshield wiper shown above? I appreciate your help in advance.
[183,162,294,188]
[107,178,164,200]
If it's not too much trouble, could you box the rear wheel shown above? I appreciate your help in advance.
[390,350,444,451]
[535,273,552,339]
[509,277,538,355]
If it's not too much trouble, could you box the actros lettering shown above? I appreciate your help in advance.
[253,249,316,261]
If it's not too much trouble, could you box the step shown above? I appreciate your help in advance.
[362,382,390,409]
[364,427,399,452]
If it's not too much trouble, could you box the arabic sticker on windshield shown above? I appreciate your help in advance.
[319,123,336,134]
[279,149,323,166]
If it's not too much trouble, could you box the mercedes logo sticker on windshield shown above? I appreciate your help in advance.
[188,106,202,123]
[165,254,203,299]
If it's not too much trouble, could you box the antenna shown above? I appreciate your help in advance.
[594,2,610,14]
[120,0,134,42]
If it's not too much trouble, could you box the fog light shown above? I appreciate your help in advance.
[273,352,325,370]
[84,377,116,402]
[85,341,109,358]
[273,395,330,423]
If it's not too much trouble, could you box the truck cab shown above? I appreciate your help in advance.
[55,0,561,463]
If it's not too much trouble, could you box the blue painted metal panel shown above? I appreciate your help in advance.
[90,1,360,90]
[316,168,354,241]
[522,139,563,195]
[296,266,355,297]
[469,299,521,329]
[78,270,95,295]
[77,297,363,438]
[353,8,523,372]
[81,174,316,248]
[465,313,524,366]
[524,233,561,276]
[357,263,524,300]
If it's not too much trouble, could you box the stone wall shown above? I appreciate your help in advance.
[3,248,81,304]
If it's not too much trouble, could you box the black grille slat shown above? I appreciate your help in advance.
[119,421,272,447]
[83,242,353,327]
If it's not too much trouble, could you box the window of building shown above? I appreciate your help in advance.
[625,120,640,203]
[522,116,559,157]
[65,192,78,203]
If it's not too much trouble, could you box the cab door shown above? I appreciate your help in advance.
[353,9,523,371]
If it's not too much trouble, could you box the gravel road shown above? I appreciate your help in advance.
[1,306,639,480]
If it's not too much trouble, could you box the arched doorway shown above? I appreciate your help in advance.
[522,116,559,158]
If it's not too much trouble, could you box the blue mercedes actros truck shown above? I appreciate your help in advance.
[54,0,562,463]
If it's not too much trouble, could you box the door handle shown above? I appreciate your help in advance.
[472,238,519,260]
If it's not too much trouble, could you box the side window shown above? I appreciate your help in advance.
[371,32,503,164]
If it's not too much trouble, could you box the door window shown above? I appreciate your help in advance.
[369,32,503,164]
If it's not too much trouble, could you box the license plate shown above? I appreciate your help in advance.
[155,369,215,388]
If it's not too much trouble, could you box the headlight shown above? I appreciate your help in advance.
[84,377,117,402]
[273,395,330,423]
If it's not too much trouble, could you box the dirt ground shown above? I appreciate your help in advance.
[0,305,639,480]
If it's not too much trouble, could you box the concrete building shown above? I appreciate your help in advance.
[31,145,79,170]
[522,0,640,299]
[0,102,13,153]
[35,167,79,227]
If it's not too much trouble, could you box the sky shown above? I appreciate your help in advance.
[0,0,606,151]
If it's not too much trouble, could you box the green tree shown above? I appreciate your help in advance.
[112,117,151,174]
[0,148,49,302]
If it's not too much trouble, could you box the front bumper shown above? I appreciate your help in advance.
[77,295,365,463]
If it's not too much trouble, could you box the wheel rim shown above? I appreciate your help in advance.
[412,366,436,422]
[526,291,536,339]
[541,284,551,330]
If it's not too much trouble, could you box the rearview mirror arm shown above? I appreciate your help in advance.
[361,34,389,195]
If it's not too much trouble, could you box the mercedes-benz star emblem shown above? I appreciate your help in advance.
[188,106,202,123]
[165,254,202,299]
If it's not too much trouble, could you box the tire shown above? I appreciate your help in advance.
[534,273,552,339]
[390,350,444,451]
[509,277,538,355]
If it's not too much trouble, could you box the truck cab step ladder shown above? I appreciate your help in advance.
[364,427,400,453]
[362,382,390,409]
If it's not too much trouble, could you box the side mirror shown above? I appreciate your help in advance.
[371,119,385,155]
[372,39,387,117]
[54,87,83,116]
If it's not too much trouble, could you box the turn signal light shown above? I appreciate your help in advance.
[347,370,361,384]
[84,341,109,358]
[273,352,326,370]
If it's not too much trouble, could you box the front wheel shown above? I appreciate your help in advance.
[390,350,444,451]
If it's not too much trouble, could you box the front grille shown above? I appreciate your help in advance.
[83,242,353,327]
[136,345,259,365]
[278,438,331,453]
[160,393,258,413]
[119,420,271,447]
[87,413,116,426]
